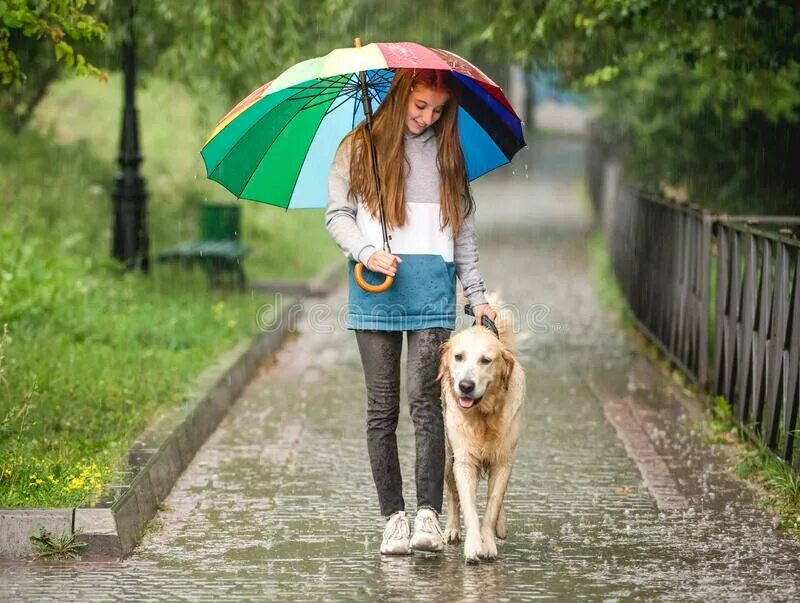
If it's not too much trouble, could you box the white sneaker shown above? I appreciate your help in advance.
[380,511,412,555]
[410,508,445,552]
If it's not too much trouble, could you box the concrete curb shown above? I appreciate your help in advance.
[0,261,345,560]
[584,358,696,513]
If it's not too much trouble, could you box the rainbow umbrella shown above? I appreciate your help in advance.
[200,41,526,209]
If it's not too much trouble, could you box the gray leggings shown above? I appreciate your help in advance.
[354,328,452,517]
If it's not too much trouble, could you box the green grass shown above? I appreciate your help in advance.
[0,219,274,506]
[587,228,632,327]
[30,525,88,561]
[736,446,800,536]
[0,74,339,507]
[578,177,630,325]
[704,395,800,538]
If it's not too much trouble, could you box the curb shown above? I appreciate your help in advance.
[584,357,706,514]
[0,261,345,560]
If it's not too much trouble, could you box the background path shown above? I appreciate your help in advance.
[3,137,800,601]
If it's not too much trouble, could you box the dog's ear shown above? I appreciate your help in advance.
[437,339,451,382]
[498,347,515,392]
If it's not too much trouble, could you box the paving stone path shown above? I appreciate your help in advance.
[3,137,800,601]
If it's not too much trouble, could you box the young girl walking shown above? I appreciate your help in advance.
[325,67,495,555]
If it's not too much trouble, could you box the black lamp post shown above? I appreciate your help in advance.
[111,1,149,272]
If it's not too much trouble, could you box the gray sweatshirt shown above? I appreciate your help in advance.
[325,127,488,307]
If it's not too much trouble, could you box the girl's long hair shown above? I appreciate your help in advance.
[343,68,475,237]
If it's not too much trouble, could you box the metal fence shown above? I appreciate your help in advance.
[713,220,800,467]
[607,187,712,389]
[588,130,800,467]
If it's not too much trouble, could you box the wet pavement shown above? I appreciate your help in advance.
[4,137,800,601]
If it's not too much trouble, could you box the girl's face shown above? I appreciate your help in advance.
[405,84,450,135]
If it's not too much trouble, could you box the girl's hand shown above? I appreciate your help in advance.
[366,250,403,276]
[472,303,497,325]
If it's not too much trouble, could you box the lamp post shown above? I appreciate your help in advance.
[111,0,149,272]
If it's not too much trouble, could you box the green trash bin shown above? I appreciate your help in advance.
[157,202,248,289]
[200,202,241,241]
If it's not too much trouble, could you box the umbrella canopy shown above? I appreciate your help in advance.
[201,41,526,209]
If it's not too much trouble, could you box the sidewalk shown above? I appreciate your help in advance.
[3,137,800,600]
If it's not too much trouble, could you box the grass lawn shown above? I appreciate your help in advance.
[0,75,339,507]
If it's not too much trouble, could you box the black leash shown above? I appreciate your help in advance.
[463,304,499,338]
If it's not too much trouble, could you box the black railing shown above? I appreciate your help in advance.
[588,128,800,467]
[713,220,800,467]
[606,187,712,389]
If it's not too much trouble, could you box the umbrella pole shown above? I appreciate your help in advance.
[358,73,391,254]
[354,38,391,255]
[353,37,394,294]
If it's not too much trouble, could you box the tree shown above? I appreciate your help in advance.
[114,1,308,107]
[1,0,332,130]
[468,0,800,211]
[0,0,106,85]
[124,0,499,109]
[0,0,106,130]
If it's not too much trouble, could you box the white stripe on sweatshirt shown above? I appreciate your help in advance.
[325,127,487,307]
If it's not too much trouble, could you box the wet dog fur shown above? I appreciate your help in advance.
[438,296,525,563]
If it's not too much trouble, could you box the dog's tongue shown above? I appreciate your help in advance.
[458,396,476,408]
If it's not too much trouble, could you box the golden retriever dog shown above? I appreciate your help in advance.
[438,298,525,563]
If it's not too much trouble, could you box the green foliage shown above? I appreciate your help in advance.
[567,1,800,122]
[30,525,87,560]
[112,0,509,117]
[468,0,800,212]
[318,0,504,78]
[0,0,107,132]
[114,0,308,107]
[3,0,511,131]
[708,394,736,437]
[0,0,107,85]
[2,0,315,129]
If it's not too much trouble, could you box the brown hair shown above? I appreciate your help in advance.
[343,68,475,237]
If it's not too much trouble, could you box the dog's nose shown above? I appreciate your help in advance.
[459,379,475,394]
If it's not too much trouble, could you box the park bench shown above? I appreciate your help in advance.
[157,202,249,288]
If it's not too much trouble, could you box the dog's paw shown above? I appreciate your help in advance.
[444,526,461,544]
[495,507,507,540]
[463,533,482,564]
[479,529,498,560]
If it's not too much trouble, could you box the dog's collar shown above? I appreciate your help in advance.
[463,304,499,338]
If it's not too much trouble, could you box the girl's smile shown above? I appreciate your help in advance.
[406,84,450,135]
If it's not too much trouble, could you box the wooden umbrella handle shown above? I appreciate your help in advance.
[354,263,394,293]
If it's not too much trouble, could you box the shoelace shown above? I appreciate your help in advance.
[386,514,409,541]
[419,514,445,541]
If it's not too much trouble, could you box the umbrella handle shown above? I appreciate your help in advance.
[354,263,394,293]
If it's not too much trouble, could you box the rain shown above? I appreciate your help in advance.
[2,0,800,600]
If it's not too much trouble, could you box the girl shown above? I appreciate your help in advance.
[325,68,495,555]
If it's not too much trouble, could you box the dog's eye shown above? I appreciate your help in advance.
[454,353,463,362]
[479,356,492,365]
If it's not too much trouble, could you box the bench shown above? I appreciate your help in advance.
[157,203,249,289]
